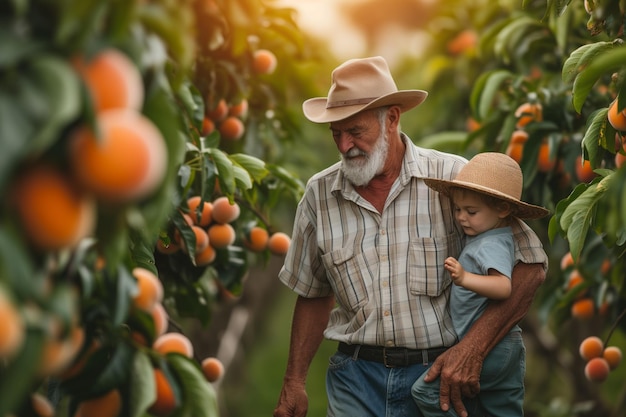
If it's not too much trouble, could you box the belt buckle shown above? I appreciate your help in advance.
[382,347,395,368]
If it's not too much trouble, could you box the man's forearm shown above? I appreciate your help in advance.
[283,294,335,384]
[459,262,545,355]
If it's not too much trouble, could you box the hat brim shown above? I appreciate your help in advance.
[423,178,550,220]
[303,90,428,123]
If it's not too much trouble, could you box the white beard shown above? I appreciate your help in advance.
[340,130,389,187]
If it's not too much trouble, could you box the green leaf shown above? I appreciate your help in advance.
[114,266,136,326]
[168,355,218,417]
[418,131,468,153]
[477,70,513,121]
[89,341,135,397]
[493,16,544,65]
[0,329,45,417]
[581,108,608,167]
[559,177,610,260]
[232,164,253,190]
[128,351,157,417]
[229,153,268,182]
[208,148,236,196]
[572,45,626,112]
[29,55,83,148]
[562,42,611,84]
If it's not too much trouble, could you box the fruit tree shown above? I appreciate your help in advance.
[0,0,310,415]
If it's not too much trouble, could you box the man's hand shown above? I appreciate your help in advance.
[273,378,308,417]
[423,341,483,417]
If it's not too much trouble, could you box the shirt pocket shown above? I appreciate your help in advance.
[321,246,374,312]
[409,233,459,297]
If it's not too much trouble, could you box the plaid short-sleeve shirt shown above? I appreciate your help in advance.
[279,136,547,349]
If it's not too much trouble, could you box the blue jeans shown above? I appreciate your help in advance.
[326,350,431,417]
[411,332,526,417]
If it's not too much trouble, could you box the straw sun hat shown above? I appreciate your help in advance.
[302,56,428,123]
[422,153,550,220]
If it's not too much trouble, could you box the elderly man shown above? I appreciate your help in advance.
[273,56,547,417]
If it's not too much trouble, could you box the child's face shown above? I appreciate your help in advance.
[451,190,510,236]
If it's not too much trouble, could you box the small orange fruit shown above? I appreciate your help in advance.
[574,155,596,183]
[571,298,595,320]
[208,223,236,248]
[585,357,610,382]
[510,129,530,144]
[11,165,95,251]
[560,251,575,270]
[195,244,217,266]
[268,232,291,256]
[537,140,556,172]
[74,389,122,417]
[211,196,240,224]
[132,267,164,312]
[201,356,225,383]
[153,332,194,358]
[514,102,543,129]
[152,303,169,338]
[206,98,229,122]
[603,346,622,370]
[187,196,213,226]
[252,49,277,74]
[0,289,24,359]
[446,29,478,55]
[243,226,269,252]
[39,325,86,377]
[219,116,245,141]
[566,269,585,292]
[607,99,626,131]
[149,368,178,416]
[229,99,249,118]
[72,48,143,112]
[202,116,215,136]
[69,109,168,202]
[579,336,604,361]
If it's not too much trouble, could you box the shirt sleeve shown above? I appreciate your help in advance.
[278,184,333,298]
[474,234,515,278]
[510,218,549,271]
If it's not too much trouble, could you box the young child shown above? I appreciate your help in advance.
[411,152,549,416]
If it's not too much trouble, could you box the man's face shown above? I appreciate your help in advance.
[330,109,389,187]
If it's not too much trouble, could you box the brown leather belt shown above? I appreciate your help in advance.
[338,342,447,368]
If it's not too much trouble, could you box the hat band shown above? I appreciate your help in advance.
[326,97,378,109]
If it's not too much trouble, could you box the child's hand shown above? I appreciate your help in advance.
[444,257,465,285]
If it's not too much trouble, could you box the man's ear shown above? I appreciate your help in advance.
[386,106,401,130]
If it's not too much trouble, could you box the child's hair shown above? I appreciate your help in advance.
[448,187,514,216]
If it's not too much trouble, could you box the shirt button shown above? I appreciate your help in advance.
[380,229,386,235]
[386,340,394,347]
[384,310,390,316]
[382,280,388,287]
[381,255,388,261]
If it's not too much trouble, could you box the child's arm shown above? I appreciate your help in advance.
[444,257,512,299]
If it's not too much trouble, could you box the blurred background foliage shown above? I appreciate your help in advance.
[1,0,626,416]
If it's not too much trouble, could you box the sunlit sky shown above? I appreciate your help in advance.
[276,0,437,66]
[277,0,368,59]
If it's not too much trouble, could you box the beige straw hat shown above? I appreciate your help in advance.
[422,153,550,220]
[302,56,428,123]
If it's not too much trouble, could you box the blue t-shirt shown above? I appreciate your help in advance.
[451,226,515,338]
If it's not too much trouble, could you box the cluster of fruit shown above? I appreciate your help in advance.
[579,335,622,383]
[201,49,278,142]
[157,195,291,267]
[10,48,167,253]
